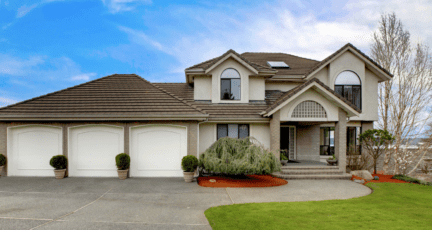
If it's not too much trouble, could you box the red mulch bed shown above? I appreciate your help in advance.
[198,175,288,188]
[351,173,409,185]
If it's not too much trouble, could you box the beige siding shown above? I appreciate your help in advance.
[249,76,265,100]
[250,123,270,150]
[194,76,212,100]
[198,123,216,155]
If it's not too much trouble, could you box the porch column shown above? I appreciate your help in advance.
[270,111,280,159]
[334,108,347,173]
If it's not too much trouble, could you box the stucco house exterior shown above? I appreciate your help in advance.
[0,43,392,178]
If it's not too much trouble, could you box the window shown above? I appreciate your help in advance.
[347,127,362,154]
[334,71,361,109]
[221,68,241,100]
[292,100,327,118]
[217,124,249,140]
[320,127,334,155]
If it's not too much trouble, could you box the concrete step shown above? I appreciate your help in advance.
[280,169,344,175]
[281,166,339,170]
[272,172,352,180]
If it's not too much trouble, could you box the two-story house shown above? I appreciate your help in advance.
[0,43,392,178]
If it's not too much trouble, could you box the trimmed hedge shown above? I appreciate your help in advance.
[0,154,6,166]
[49,155,68,170]
[392,175,432,186]
[182,155,198,172]
[115,153,130,170]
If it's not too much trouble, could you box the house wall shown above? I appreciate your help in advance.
[279,88,340,122]
[265,82,302,91]
[198,123,216,155]
[321,51,379,121]
[249,76,265,100]
[296,124,320,161]
[0,121,199,176]
[198,122,271,154]
[209,57,255,103]
[250,123,271,150]
[194,76,212,100]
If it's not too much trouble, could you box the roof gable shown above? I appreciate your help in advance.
[263,78,361,117]
[305,43,393,81]
[0,74,207,120]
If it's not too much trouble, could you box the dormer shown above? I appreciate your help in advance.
[185,50,276,103]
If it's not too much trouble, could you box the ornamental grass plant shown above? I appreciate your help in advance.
[199,137,281,175]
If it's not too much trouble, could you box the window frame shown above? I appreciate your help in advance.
[347,126,362,155]
[334,71,362,109]
[220,68,241,101]
[217,124,249,140]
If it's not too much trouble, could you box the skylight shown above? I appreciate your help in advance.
[267,61,289,68]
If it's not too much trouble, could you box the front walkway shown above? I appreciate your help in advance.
[0,177,371,230]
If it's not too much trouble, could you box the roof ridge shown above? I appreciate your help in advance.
[0,74,118,111]
[241,52,320,62]
[132,75,206,115]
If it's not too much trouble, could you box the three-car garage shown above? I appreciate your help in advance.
[4,124,190,178]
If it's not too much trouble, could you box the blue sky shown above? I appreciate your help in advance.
[0,0,431,106]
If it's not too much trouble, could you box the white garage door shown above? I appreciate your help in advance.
[8,125,62,176]
[69,125,124,177]
[130,125,187,177]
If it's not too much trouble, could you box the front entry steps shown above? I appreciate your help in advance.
[272,165,351,180]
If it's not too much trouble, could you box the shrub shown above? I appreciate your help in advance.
[0,154,6,166]
[392,174,432,186]
[49,155,68,170]
[115,153,130,170]
[280,150,288,161]
[199,137,281,175]
[374,176,379,180]
[182,155,198,172]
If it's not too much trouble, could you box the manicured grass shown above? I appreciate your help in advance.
[205,183,432,230]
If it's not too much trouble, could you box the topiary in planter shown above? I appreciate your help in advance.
[49,155,67,170]
[0,154,6,166]
[182,155,198,172]
[115,153,130,170]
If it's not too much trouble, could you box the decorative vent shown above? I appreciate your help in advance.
[292,100,327,118]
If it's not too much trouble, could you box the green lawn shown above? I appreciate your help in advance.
[205,183,432,230]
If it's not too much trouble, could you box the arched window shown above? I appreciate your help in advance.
[221,68,241,100]
[292,100,327,118]
[334,71,361,109]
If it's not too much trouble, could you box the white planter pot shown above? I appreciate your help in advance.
[183,171,194,183]
[54,169,66,179]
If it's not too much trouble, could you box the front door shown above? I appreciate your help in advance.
[280,126,296,160]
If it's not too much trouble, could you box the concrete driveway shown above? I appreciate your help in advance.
[0,177,371,230]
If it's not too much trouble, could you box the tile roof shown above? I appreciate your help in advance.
[0,74,206,118]
[264,78,362,114]
[154,83,268,119]
[241,52,319,76]
[185,49,275,72]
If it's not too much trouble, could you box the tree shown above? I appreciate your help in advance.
[370,12,432,174]
[359,129,395,174]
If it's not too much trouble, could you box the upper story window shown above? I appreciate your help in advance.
[221,68,241,100]
[334,71,361,109]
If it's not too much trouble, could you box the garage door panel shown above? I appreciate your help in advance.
[8,126,62,176]
[76,131,121,170]
[137,131,182,171]
[131,126,187,177]
[69,126,124,177]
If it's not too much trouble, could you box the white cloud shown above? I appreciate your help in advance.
[71,73,97,81]
[0,97,18,108]
[102,0,152,14]
[116,0,432,74]
[16,4,38,18]
[0,53,96,82]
